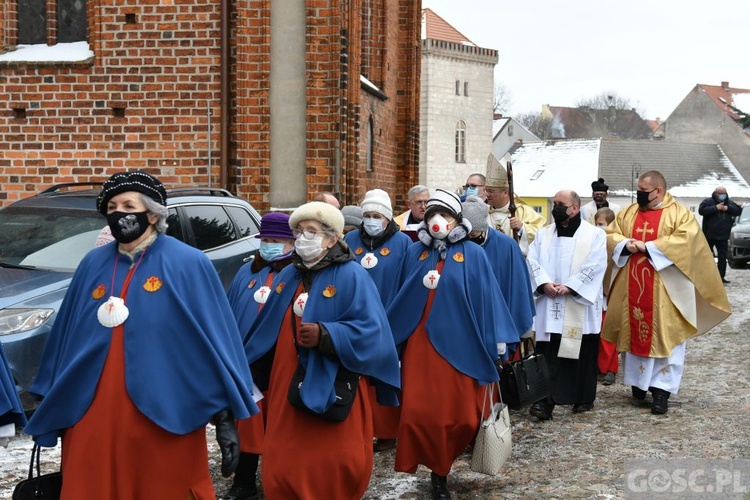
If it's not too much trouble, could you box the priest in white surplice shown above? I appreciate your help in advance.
[526,190,607,420]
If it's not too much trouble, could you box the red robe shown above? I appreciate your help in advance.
[395,267,484,477]
[260,286,374,499]
[62,324,214,498]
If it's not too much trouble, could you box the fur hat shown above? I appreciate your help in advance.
[591,178,609,192]
[485,153,510,189]
[289,201,344,236]
[424,188,462,221]
[360,188,393,220]
[255,212,294,240]
[461,195,488,233]
[341,205,363,227]
[97,170,168,215]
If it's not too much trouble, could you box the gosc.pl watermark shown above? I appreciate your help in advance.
[625,459,749,499]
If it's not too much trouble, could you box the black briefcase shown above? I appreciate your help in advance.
[498,340,551,410]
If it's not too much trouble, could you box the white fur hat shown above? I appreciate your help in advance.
[289,201,344,236]
[360,188,393,220]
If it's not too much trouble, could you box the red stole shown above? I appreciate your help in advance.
[627,209,663,356]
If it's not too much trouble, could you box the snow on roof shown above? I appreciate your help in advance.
[733,92,750,113]
[510,139,601,198]
[0,42,93,62]
[669,153,750,198]
[492,118,509,139]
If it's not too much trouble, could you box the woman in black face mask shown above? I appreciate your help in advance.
[24,170,259,499]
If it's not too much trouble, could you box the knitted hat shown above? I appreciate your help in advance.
[424,188,462,221]
[97,170,168,215]
[485,153,510,189]
[341,205,364,227]
[289,201,345,236]
[591,178,609,192]
[360,188,393,220]
[461,195,488,233]
[255,212,294,240]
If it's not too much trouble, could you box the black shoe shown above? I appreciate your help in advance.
[219,484,259,500]
[722,278,730,284]
[430,472,451,500]
[631,386,647,401]
[529,402,554,420]
[651,389,670,414]
[602,371,616,385]
[373,438,396,452]
[572,403,594,413]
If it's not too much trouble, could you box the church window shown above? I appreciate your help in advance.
[455,120,466,163]
[17,0,88,45]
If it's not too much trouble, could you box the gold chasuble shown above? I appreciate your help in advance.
[601,193,730,358]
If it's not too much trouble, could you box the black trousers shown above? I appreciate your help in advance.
[536,333,599,406]
[706,238,728,278]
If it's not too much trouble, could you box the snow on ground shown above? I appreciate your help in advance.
[2,267,749,499]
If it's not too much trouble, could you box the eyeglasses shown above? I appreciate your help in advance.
[292,229,329,240]
[464,183,485,189]
[410,200,428,207]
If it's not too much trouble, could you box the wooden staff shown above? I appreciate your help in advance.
[507,159,520,242]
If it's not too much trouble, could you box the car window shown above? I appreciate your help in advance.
[166,207,184,242]
[226,205,259,238]
[0,207,105,269]
[184,204,236,251]
[739,206,750,224]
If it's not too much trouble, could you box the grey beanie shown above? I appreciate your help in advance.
[461,195,488,233]
[341,205,363,227]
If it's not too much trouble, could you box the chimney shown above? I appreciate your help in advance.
[721,81,729,90]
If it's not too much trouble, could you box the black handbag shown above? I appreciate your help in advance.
[286,306,360,422]
[287,362,360,422]
[498,339,551,410]
[13,443,62,500]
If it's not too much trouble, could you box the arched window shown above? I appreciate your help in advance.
[455,120,466,163]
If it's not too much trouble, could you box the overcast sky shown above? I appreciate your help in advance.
[421,0,750,121]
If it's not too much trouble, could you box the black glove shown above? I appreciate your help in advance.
[214,409,239,477]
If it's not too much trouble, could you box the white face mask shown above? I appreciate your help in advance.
[427,214,452,240]
[294,236,325,262]
[363,217,385,237]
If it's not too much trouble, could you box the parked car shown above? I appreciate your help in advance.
[728,204,750,269]
[0,183,261,410]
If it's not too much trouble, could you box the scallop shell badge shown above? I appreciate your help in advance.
[355,247,364,255]
[254,285,271,304]
[418,250,429,261]
[276,282,286,294]
[293,292,308,317]
[92,284,106,300]
[248,279,257,290]
[379,247,391,256]
[361,252,378,269]
[452,252,465,263]
[322,285,337,298]
[422,270,440,290]
[97,296,130,328]
[143,276,162,292]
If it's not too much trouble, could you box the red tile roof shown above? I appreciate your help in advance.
[699,82,750,121]
[422,8,475,46]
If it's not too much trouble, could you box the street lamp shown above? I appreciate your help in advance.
[631,163,641,203]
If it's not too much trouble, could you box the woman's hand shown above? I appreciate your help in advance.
[298,322,321,348]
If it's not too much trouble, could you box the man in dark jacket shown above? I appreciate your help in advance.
[698,186,742,284]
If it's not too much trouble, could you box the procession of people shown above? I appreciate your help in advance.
[3,162,734,500]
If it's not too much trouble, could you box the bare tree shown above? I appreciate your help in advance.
[576,91,633,110]
[493,82,513,115]
[515,112,555,140]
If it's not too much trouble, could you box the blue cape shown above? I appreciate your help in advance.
[1,343,26,427]
[25,234,259,445]
[387,241,519,385]
[244,260,401,412]
[481,229,536,337]
[227,261,273,336]
[343,230,412,307]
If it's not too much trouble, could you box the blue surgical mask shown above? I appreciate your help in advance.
[465,187,479,197]
[259,241,288,262]
[717,194,727,202]
[363,217,385,237]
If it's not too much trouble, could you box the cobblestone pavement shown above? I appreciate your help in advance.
[2,268,748,499]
